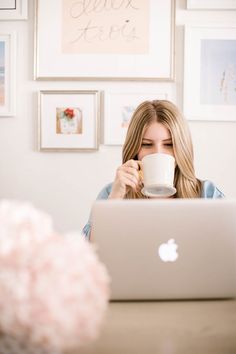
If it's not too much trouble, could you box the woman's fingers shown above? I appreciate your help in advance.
[121,172,140,190]
[117,165,139,180]
[121,175,137,191]
[109,159,142,199]
[118,160,141,178]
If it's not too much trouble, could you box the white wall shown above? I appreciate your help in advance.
[0,0,236,233]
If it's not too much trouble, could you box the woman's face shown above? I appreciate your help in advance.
[137,122,174,161]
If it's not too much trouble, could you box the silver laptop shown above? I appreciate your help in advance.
[91,199,236,300]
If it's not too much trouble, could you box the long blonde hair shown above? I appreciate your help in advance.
[122,100,201,199]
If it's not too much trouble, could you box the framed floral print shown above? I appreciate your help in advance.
[38,90,100,151]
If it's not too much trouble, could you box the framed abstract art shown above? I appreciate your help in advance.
[184,26,236,121]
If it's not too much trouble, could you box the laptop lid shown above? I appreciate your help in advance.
[91,199,236,300]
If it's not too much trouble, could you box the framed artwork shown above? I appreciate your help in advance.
[0,32,16,117]
[0,0,28,20]
[38,90,100,151]
[34,0,175,80]
[104,92,168,145]
[184,26,236,121]
[187,0,236,10]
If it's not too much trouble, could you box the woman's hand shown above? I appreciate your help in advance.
[109,160,143,199]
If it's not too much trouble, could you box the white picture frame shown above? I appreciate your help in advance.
[34,0,175,80]
[38,90,100,151]
[104,92,169,145]
[187,0,236,10]
[0,0,28,20]
[0,31,16,117]
[184,26,236,121]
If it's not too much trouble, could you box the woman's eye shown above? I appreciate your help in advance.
[141,143,152,147]
[164,143,173,147]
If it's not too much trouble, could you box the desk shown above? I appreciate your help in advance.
[75,299,236,354]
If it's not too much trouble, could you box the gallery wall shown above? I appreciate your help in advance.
[0,0,236,234]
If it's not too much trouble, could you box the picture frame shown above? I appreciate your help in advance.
[104,92,169,145]
[0,0,28,20]
[0,31,16,117]
[38,90,100,151]
[187,0,236,10]
[34,0,175,80]
[183,26,236,121]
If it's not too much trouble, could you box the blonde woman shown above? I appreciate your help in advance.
[83,100,224,238]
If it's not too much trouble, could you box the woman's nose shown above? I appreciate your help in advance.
[152,145,164,154]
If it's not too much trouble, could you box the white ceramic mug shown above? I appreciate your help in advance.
[141,153,176,197]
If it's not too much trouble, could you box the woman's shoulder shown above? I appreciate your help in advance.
[201,180,225,198]
[96,182,113,200]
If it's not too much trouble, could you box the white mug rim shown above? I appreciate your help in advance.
[142,152,175,163]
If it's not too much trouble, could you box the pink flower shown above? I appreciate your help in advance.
[0,200,53,257]
[0,200,110,352]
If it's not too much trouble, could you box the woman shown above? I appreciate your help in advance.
[83,100,224,238]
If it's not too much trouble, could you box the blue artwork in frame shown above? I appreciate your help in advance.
[200,39,236,106]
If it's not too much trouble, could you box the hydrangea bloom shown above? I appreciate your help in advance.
[0,200,110,353]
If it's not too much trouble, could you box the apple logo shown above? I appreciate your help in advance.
[158,239,178,262]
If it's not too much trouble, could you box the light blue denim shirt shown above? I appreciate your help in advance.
[82,180,224,239]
